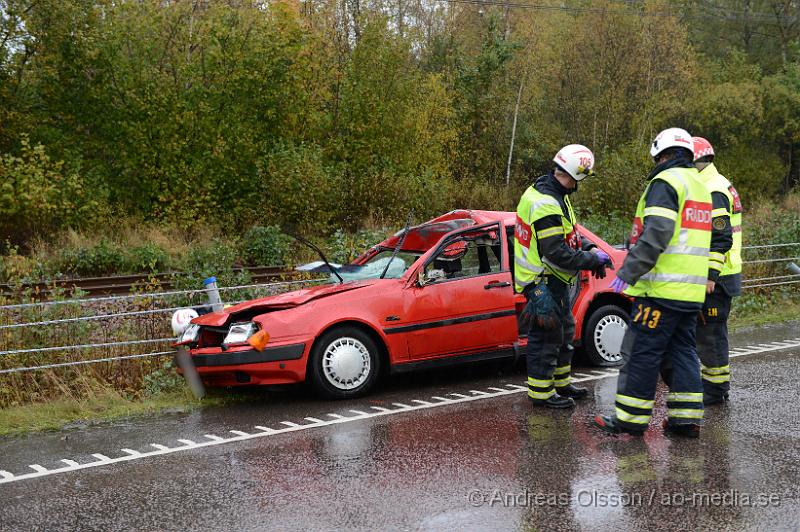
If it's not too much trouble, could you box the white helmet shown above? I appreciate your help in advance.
[553,144,595,181]
[171,308,199,336]
[650,128,693,159]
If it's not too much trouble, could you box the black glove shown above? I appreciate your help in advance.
[590,250,614,279]
[521,280,560,331]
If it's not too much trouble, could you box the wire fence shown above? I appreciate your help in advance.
[0,278,323,311]
[0,351,174,375]
[1,246,798,378]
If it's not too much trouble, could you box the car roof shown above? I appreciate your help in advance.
[376,210,515,253]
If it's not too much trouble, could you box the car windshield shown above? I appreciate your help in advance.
[328,250,421,282]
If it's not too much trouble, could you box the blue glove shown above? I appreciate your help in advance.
[610,276,628,293]
[595,250,611,265]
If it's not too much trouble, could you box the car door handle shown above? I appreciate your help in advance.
[484,281,511,289]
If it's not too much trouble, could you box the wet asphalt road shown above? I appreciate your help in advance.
[1,322,799,531]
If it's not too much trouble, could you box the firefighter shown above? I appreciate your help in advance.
[594,128,712,437]
[515,144,613,409]
[693,136,742,404]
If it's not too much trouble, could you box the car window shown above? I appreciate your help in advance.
[424,228,502,282]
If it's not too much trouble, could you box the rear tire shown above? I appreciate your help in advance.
[309,326,382,399]
[583,305,628,367]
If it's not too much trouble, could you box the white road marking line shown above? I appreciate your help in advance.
[304,417,324,423]
[229,430,250,437]
[430,396,452,402]
[411,400,432,406]
[349,410,369,416]
[572,373,591,378]
[2,338,798,486]
[121,449,141,457]
[487,387,507,392]
[369,406,392,412]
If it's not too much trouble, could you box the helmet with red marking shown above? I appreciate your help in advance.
[692,136,715,161]
[650,128,693,159]
[553,144,595,182]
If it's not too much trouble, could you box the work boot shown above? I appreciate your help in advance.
[529,393,575,409]
[556,384,589,399]
[703,392,729,406]
[662,420,701,439]
[593,415,645,436]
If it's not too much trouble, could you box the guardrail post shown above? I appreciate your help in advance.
[203,276,223,312]
[175,345,205,399]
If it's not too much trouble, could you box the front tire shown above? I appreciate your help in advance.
[583,305,628,367]
[309,326,382,399]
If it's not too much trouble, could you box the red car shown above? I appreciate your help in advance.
[176,210,630,399]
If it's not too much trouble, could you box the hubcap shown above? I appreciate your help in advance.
[322,337,371,390]
[594,314,627,363]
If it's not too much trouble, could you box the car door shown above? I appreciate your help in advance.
[393,221,519,360]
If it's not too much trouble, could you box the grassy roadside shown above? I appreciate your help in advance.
[1,295,798,438]
[0,388,216,437]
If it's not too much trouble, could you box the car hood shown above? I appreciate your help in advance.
[192,280,377,327]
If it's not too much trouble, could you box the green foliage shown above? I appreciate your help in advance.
[326,228,390,264]
[241,225,293,266]
[183,239,241,278]
[0,137,106,244]
[142,361,186,397]
[54,239,127,277]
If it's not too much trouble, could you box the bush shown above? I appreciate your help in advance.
[326,228,390,264]
[54,239,127,277]
[0,138,106,244]
[128,243,170,272]
[241,225,293,266]
[183,239,242,278]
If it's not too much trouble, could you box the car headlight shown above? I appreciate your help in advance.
[223,322,257,345]
[180,324,201,343]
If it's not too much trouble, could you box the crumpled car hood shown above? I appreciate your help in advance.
[192,280,376,327]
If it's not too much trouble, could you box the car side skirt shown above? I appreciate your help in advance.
[389,347,516,374]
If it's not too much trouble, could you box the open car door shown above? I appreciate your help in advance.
[390,221,518,361]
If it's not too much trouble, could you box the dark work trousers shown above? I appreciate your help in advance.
[660,285,733,401]
[525,277,576,400]
[696,285,732,400]
[615,297,704,431]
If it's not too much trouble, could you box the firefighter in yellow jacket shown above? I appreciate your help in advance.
[515,144,612,409]
[594,128,712,438]
[692,136,742,404]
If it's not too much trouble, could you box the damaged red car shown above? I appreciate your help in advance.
[175,210,630,399]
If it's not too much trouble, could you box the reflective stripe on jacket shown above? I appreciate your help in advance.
[625,167,713,304]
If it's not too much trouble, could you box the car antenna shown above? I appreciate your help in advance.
[380,209,415,280]
[285,231,345,284]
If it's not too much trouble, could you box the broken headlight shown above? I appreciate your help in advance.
[180,324,201,343]
[223,322,257,346]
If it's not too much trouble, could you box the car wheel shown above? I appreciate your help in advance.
[309,326,382,399]
[583,305,628,367]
